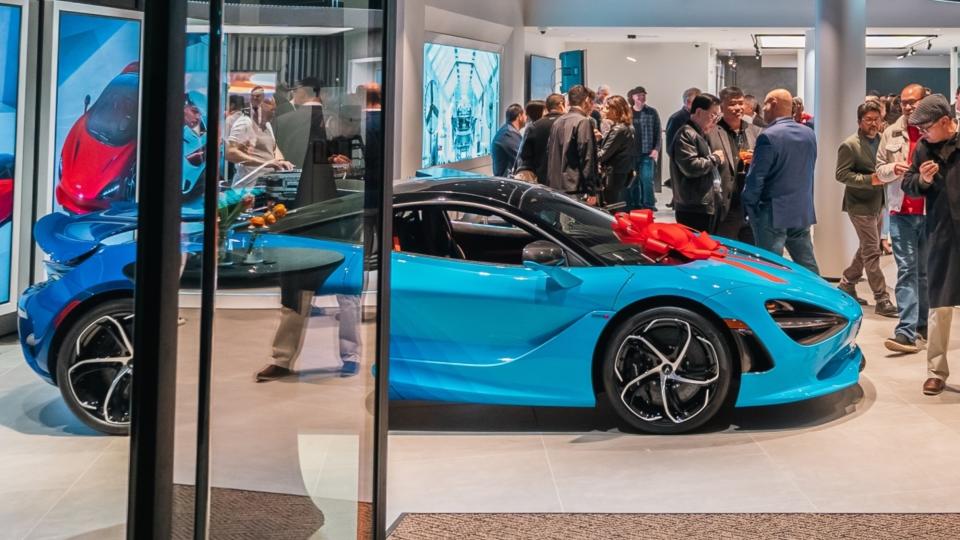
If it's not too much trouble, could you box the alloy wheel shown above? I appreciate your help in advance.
[612,317,722,427]
[65,312,134,428]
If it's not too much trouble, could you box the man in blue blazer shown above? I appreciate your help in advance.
[743,89,820,274]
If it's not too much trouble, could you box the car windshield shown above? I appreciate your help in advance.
[516,187,649,265]
[86,73,139,147]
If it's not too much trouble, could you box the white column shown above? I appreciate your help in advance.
[951,47,958,100]
[812,0,865,278]
[796,49,805,102]
[803,29,815,111]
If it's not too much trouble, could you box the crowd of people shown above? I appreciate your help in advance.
[489,81,960,397]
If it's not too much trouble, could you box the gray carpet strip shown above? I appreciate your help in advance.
[388,513,960,540]
[172,485,324,539]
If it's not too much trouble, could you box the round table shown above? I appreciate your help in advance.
[125,247,346,290]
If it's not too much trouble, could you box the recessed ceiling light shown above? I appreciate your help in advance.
[757,33,936,49]
[626,56,638,63]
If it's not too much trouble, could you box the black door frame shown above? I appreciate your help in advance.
[127,1,395,538]
[126,0,186,537]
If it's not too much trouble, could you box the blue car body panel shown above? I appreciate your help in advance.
[389,253,630,406]
[20,177,863,416]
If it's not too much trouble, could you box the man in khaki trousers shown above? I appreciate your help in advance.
[901,94,960,396]
[835,100,898,318]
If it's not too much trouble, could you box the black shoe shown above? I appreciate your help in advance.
[340,361,360,378]
[256,364,292,382]
[918,327,928,341]
[884,334,920,354]
[875,299,899,318]
[838,282,868,305]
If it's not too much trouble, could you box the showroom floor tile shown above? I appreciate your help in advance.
[4,193,960,537]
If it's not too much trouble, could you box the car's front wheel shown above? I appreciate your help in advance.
[55,298,134,435]
[602,307,733,434]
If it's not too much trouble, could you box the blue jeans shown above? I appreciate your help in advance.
[889,214,929,341]
[749,204,820,275]
[628,155,656,211]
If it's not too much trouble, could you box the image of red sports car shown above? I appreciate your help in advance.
[56,62,139,214]
[0,153,14,224]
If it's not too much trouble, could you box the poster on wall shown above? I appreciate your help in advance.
[0,3,21,304]
[52,10,141,215]
[183,32,211,203]
[421,42,500,168]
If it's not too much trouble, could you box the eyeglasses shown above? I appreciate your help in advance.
[917,121,938,134]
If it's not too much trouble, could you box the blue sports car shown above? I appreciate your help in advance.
[18,177,864,435]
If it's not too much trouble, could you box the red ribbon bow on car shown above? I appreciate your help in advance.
[611,209,787,283]
[611,209,727,261]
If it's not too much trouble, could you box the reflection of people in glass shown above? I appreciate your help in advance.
[183,93,206,173]
[248,85,265,124]
[226,95,294,187]
[256,77,360,383]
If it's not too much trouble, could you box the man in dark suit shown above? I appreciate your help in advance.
[706,86,761,243]
[515,93,565,182]
[257,77,358,383]
[743,89,820,274]
[491,103,525,177]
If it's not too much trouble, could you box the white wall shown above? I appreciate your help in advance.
[564,41,712,117]
[393,0,526,179]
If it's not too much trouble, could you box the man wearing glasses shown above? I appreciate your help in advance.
[902,94,960,396]
[875,84,929,354]
[669,93,725,233]
[835,100,898,318]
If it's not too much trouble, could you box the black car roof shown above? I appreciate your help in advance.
[395,176,538,208]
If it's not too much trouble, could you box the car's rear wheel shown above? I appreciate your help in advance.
[602,307,732,434]
[55,298,133,435]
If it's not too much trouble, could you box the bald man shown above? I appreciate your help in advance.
[742,89,820,274]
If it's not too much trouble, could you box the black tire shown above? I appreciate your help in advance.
[55,298,134,436]
[602,306,733,434]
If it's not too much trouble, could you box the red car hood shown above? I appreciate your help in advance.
[0,178,11,224]
[57,115,136,213]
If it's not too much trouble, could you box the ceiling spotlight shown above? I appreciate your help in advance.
[909,47,917,56]
[927,40,933,50]
[897,51,908,59]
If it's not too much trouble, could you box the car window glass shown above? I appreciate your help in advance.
[517,187,649,265]
[394,205,545,266]
[86,73,139,147]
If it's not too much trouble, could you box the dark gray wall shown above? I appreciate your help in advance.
[723,55,798,99]
[866,68,951,96]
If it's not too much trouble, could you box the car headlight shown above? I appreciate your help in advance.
[765,300,848,345]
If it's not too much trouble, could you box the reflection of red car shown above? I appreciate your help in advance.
[56,62,139,214]
[0,153,13,224]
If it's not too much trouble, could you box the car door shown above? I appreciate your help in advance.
[389,202,631,404]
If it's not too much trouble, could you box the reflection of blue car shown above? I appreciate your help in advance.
[18,177,864,435]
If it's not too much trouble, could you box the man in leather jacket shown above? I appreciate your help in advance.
[670,93,725,232]
[545,85,600,204]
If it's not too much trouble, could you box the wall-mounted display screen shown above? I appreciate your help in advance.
[0,3,21,304]
[528,54,556,102]
[52,11,141,215]
[559,49,585,93]
[422,42,500,168]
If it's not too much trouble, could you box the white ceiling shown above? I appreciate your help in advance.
[524,0,960,29]
[529,27,960,56]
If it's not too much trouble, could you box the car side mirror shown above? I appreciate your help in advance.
[522,240,566,267]
[83,94,91,114]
